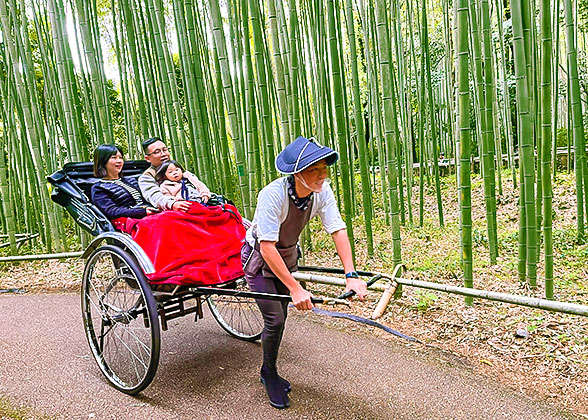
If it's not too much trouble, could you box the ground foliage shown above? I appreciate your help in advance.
[1,169,587,416]
[304,168,588,417]
[0,396,54,420]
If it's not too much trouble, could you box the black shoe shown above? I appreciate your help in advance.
[260,373,292,393]
[260,371,290,409]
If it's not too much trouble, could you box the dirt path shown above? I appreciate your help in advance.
[0,293,581,420]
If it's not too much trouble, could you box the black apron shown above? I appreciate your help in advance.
[244,193,313,279]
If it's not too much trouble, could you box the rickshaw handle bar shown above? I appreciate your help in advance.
[195,287,325,303]
[336,275,382,300]
[298,265,382,299]
[196,274,380,304]
[298,266,375,277]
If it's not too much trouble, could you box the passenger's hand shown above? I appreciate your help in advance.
[202,195,209,203]
[146,207,160,215]
[291,287,313,311]
[172,200,192,212]
[344,277,367,301]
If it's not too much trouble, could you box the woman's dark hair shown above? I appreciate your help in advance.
[93,144,124,178]
[155,160,184,183]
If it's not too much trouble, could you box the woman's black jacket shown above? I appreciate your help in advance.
[90,177,149,220]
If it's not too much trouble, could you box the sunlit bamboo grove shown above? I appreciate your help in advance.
[2,0,588,300]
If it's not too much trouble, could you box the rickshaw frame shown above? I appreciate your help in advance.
[47,160,377,395]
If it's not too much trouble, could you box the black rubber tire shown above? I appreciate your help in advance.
[81,244,160,395]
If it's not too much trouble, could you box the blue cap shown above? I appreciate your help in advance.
[275,136,339,175]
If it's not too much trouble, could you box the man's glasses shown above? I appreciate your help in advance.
[147,147,169,156]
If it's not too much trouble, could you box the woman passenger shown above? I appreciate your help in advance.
[91,144,158,220]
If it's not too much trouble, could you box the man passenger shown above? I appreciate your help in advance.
[139,137,191,212]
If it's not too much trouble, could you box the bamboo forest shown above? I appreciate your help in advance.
[1,0,588,303]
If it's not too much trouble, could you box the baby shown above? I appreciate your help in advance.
[155,160,211,204]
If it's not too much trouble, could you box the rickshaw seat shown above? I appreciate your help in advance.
[47,160,150,236]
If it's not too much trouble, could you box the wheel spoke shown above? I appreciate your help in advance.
[111,327,149,370]
[82,246,159,394]
[208,279,263,341]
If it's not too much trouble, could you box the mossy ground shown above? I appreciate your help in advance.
[0,397,55,420]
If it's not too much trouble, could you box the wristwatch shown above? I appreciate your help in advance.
[345,271,359,279]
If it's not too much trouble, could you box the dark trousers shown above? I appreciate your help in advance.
[242,245,290,373]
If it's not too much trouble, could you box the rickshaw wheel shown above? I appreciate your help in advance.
[207,277,263,341]
[82,244,160,395]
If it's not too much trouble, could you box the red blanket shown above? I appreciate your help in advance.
[114,203,245,286]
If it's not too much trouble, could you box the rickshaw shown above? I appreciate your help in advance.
[47,160,378,395]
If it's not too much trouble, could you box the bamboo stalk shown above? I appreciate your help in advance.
[540,0,554,299]
[563,0,586,241]
[422,0,444,227]
[374,0,402,266]
[456,0,474,304]
[207,0,250,215]
[512,0,538,286]
[345,0,373,256]
[326,0,356,258]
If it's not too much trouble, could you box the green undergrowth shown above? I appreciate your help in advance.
[0,396,55,420]
[307,168,587,302]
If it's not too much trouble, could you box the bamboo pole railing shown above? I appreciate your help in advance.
[0,252,83,263]
[295,264,588,318]
[3,253,587,319]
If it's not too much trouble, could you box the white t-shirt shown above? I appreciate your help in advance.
[245,177,347,246]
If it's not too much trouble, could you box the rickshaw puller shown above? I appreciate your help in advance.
[242,136,367,409]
